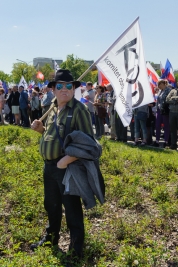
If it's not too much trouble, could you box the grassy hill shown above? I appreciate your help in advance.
[0,126,178,267]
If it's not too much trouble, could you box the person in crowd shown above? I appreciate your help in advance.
[115,112,127,143]
[133,104,149,146]
[153,80,171,148]
[0,87,5,124]
[82,82,96,126]
[166,86,178,150]
[38,91,43,118]
[106,84,116,140]
[19,86,30,127]
[129,113,135,141]
[11,85,20,126]
[41,84,54,124]
[146,102,156,145]
[34,86,40,93]
[30,90,40,122]
[30,69,94,262]
[5,88,14,124]
[93,85,106,139]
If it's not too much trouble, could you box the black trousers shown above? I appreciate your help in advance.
[115,114,127,142]
[169,112,178,147]
[43,162,84,256]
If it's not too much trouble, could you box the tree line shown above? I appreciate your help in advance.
[0,54,98,84]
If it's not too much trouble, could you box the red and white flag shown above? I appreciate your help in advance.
[146,62,160,93]
[36,71,44,80]
[96,17,154,126]
[98,69,110,86]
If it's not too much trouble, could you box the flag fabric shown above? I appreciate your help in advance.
[146,62,159,93]
[36,71,44,80]
[54,61,60,74]
[161,59,176,87]
[93,82,97,88]
[28,80,35,89]
[2,81,8,94]
[44,80,49,86]
[38,82,43,89]
[80,97,89,104]
[80,82,86,87]
[98,69,110,86]
[19,76,28,90]
[74,87,82,101]
[160,61,165,76]
[96,17,154,126]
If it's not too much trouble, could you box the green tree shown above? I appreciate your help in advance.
[0,71,11,82]
[60,54,94,83]
[11,63,36,83]
[174,73,178,82]
[37,63,54,82]
[156,69,161,77]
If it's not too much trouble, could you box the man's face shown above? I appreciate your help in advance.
[158,83,165,90]
[86,84,92,90]
[54,82,74,103]
[18,86,24,93]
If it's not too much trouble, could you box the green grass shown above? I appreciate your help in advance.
[0,125,178,266]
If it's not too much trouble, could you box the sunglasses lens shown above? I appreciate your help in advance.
[56,84,63,90]
[56,83,73,90]
[66,83,73,90]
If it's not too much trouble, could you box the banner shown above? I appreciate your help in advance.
[19,76,28,90]
[96,17,154,126]
[54,61,60,74]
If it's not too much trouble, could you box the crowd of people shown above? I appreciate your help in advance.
[0,78,178,150]
[0,84,55,127]
[81,80,178,150]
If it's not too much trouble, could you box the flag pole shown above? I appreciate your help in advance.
[37,17,140,123]
[77,16,139,81]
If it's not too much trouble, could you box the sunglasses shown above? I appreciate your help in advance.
[56,83,73,90]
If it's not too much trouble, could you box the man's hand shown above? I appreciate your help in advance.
[57,155,78,169]
[31,120,45,134]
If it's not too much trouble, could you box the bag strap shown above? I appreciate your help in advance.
[64,98,77,138]
[54,98,77,147]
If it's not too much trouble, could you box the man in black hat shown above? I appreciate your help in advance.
[30,69,94,260]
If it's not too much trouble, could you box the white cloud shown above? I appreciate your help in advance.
[13,25,17,28]
[76,44,80,47]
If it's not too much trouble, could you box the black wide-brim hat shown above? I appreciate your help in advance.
[49,69,81,89]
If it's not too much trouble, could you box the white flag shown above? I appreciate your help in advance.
[54,61,60,74]
[96,17,154,126]
[19,76,28,90]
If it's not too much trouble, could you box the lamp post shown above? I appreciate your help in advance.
[16,59,32,65]
[16,59,33,82]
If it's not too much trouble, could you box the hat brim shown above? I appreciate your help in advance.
[50,80,81,89]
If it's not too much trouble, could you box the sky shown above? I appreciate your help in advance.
[0,0,178,75]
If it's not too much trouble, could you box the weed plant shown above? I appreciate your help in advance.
[0,127,178,266]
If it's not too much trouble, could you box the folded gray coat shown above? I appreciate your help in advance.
[62,130,105,209]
